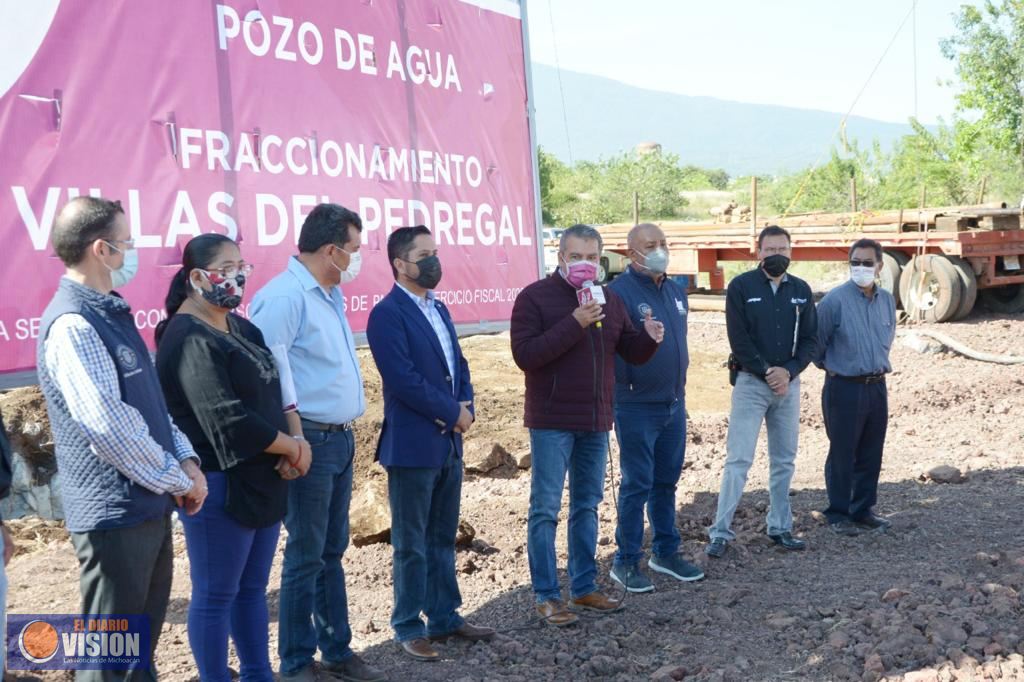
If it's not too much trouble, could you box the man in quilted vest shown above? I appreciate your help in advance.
[37,197,207,681]
[510,223,663,627]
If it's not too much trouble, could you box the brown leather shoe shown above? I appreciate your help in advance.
[536,599,579,627]
[429,621,496,642]
[398,638,440,662]
[570,590,624,613]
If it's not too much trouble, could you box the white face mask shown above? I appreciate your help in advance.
[851,265,876,287]
[339,250,362,284]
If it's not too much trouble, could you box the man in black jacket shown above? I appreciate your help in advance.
[706,226,817,558]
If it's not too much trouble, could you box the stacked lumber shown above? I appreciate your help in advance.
[599,203,1018,246]
[707,201,752,224]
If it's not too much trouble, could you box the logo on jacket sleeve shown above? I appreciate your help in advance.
[675,299,686,315]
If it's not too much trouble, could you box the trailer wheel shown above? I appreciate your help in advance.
[899,255,963,323]
[948,256,978,320]
[880,251,908,308]
[979,283,1024,314]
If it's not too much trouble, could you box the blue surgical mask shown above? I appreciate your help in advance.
[104,243,138,288]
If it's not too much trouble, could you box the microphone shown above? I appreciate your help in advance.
[578,280,606,328]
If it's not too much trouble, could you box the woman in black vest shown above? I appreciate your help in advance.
[155,234,311,682]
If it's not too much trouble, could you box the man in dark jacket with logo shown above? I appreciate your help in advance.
[608,224,703,592]
[705,225,817,559]
[510,223,662,627]
[37,197,208,681]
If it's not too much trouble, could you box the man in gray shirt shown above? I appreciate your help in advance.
[815,238,896,536]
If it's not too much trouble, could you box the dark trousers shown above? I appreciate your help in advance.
[386,443,464,642]
[822,375,888,523]
[69,515,174,682]
[181,472,281,682]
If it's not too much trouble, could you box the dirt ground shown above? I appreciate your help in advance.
[5,308,1024,682]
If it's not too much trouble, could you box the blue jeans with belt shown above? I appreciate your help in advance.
[613,400,686,566]
[387,443,465,642]
[181,472,281,682]
[527,429,609,603]
[822,375,888,522]
[278,428,355,675]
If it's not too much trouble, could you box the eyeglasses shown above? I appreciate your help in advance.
[849,259,876,268]
[207,263,254,279]
[102,238,135,251]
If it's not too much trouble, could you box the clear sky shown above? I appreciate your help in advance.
[525,0,974,125]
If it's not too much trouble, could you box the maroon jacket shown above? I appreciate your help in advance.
[510,272,658,432]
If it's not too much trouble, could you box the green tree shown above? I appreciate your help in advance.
[941,0,1024,171]
[585,150,690,223]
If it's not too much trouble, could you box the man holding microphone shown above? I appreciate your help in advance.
[511,224,662,627]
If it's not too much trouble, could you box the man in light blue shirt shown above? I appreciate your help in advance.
[815,238,896,539]
[250,203,385,682]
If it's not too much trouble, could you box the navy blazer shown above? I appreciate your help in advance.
[366,284,473,468]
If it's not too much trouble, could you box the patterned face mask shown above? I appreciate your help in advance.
[192,269,245,309]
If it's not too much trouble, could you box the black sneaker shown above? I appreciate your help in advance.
[705,538,728,558]
[854,514,892,531]
[830,520,861,537]
[609,563,655,593]
[767,532,806,551]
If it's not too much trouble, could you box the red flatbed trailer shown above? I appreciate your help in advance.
[597,204,1024,322]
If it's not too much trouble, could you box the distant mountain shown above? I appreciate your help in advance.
[530,63,917,176]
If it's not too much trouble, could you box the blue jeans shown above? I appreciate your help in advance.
[387,444,464,642]
[527,429,609,603]
[822,375,888,523]
[278,429,355,675]
[710,372,801,541]
[613,400,686,566]
[181,472,281,682]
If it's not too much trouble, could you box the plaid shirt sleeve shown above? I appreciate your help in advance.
[170,421,200,464]
[43,315,194,496]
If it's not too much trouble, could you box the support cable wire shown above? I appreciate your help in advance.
[547,0,574,166]
[782,1,918,218]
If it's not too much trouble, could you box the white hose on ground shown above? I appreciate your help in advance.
[692,317,1024,365]
[897,329,1024,365]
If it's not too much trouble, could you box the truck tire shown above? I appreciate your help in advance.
[979,283,1024,314]
[880,251,909,308]
[948,256,978,320]
[899,255,963,323]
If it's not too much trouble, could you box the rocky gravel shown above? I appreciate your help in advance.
[3,309,1023,681]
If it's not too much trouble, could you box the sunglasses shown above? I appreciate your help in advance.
[849,259,876,268]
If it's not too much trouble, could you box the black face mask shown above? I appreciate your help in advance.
[762,254,790,278]
[408,255,442,289]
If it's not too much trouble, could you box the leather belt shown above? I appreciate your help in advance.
[300,418,353,432]
[828,372,886,384]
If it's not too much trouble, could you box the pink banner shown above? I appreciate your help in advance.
[0,0,538,375]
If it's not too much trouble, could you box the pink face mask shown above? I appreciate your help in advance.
[562,259,598,289]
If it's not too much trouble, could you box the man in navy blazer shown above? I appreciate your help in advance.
[366,226,495,663]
